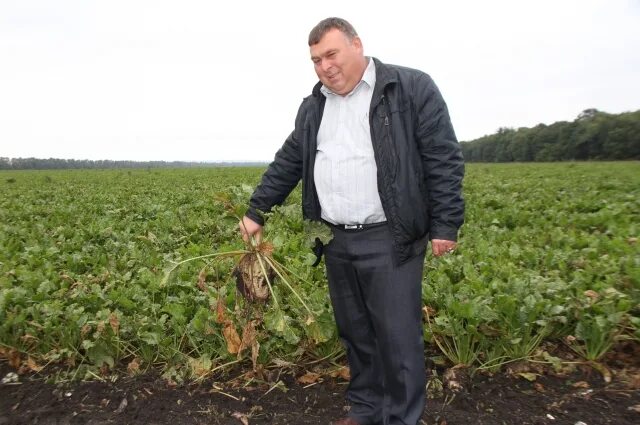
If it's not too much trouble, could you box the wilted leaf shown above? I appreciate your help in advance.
[216,298,226,324]
[19,334,38,348]
[7,349,21,369]
[81,324,91,338]
[127,357,141,375]
[188,356,212,378]
[329,367,350,381]
[25,356,43,372]
[583,290,599,300]
[223,323,242,354]
[517,372,538,382]
[197,268,207,292]
[572,381,590,389]
[238,320,257,357]
[109,313,120,334]
[297,371,321,385]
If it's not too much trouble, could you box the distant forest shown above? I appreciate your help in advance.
[461,108,640,162]
[0,158,267,170]
[2,108,638,169]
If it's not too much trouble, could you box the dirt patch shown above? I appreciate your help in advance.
[1,356,639,425]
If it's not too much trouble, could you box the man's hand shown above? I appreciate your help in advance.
[431,239,457,257]
[239,216,263,245]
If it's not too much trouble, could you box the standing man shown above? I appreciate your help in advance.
[239,17,464,425]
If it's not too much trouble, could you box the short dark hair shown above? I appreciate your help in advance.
[308,17,358,46]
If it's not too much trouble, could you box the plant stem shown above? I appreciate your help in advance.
[254,253,279,309]
[264,256,313,316]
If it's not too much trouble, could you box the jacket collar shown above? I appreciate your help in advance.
[311,56,397,98]
[371,57,397,103]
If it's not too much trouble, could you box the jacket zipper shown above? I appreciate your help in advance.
[309,97,324,220]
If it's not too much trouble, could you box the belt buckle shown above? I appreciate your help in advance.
[344,224,362,230]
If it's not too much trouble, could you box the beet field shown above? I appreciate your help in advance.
[1,162,639,424]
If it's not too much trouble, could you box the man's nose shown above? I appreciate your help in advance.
[320,59,332,73]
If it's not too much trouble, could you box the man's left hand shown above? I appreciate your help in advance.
[431,239,457,257]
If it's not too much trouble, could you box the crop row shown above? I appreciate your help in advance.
[0,163,638,381]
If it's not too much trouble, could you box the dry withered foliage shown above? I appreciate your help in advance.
[328,366,350,381]
[215,297,226,324]
[127,357,141,375]
[223,323,242,355]
[109,313,120,334]
[80,324,91,338]
[19,333,38,349]
[297,371,322,385]
[2,348,22,369]
[197,268,207,292]
[238,320,258,357]
[24,356,43,373]
[214,296,260,359]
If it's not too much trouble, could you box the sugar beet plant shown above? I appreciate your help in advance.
[0,163,638,381]
[423,163,639,371]
[160,187,335,373]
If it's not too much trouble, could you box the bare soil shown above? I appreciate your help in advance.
[1,345,639,425]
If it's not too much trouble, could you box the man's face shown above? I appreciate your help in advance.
[310,28,365,96]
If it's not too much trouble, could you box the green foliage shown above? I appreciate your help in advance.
[424,162,639,368]
[0,163,638,379]
[303,220,334,248]
[461,109,640,161]
[569,288,630,361]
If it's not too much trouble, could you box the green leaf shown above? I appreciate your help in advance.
[303,220,333,248]
[265,308,300,345]
[304,311,335,343]
[162,303,186,324]
[139,331,161,346]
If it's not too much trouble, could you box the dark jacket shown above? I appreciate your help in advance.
[246,57,464,264]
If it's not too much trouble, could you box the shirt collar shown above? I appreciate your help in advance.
[321,57,376,97]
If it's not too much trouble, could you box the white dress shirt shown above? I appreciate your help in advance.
[314,58,387,225]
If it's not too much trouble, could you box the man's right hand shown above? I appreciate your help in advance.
[238,216,263,245]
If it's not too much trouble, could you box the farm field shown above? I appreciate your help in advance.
[1,162,639,424]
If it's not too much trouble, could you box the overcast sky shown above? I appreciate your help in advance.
[1,0,639,161]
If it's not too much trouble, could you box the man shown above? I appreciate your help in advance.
[239,17,464,425]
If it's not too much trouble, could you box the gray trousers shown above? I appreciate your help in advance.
[324,224,426,425]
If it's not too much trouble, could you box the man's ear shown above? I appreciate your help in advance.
[352,36,363,52]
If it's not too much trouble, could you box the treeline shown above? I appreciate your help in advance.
[461,108,640,162]
[0,158,268,170]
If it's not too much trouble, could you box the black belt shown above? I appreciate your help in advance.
[310,221,388,267]
[325,221,388,232]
